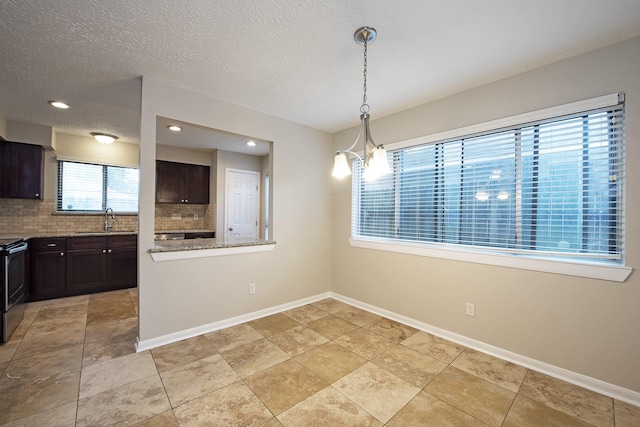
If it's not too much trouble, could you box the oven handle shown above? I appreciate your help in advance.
[7,242,28,255]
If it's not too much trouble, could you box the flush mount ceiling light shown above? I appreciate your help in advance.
[332,26,391,181]
[246,141,257,147]
[91,132,118,144]
[48,100,70,109]
[168,125,182,132]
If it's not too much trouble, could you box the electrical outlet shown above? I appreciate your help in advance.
[171,213,181,220]
[466,302,475,317]
[193,213,199,220]
[249,283,256,295]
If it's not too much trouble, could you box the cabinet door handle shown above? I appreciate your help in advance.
[108,249,112,254]
[103,249,107,254]
[60,252,64,257]
[47,243,57,247]
[185,199,188,203]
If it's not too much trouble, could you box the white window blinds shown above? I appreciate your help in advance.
[352,100,625,263]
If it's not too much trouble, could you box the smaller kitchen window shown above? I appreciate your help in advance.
[57,161,139,212]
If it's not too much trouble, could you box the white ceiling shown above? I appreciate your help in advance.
[1,0,640,149]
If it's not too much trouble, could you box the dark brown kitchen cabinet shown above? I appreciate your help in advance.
[31,238,67,301]
[29,234,137,301]
[1,141,44,199]
[184,231,215,239]
[156,160,210,204]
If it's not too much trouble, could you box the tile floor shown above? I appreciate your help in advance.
[0,289,639,426]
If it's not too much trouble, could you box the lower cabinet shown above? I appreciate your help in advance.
[30,235,137,301]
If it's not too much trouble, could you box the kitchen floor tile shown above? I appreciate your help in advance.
[401,330,466,363]
[205,323,264,352]
[79,351,158,398]
[221,337,290,378]
[245,359,327,414]
[519,370,614,427]
[503,394,594,427]
[173,381,272,427]
[333,362,421,424]
[387,391,488,427]
[0,401,78,427]
[283,304,330,324]
[82,328,138,366]
[268,325,329,357]
[248,313,301,337]
[84,315,137,343]
[277,386,382,427]
[295,341,367,383]
[13,326,86,360]
[364,317,418,343]
[371,343,447,388]
[333,328,396,360]
[76,374,170,427]
[311,298,352,313]
[425,366,516,427]
[306,314,359,340]
[150,335,217,372]
[614,399,640,426]
[160,353,240,407]
[133,410,179,427]
[451,348,528,393]
[333,306,382,327]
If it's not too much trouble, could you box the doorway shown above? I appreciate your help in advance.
[225,169,260,238]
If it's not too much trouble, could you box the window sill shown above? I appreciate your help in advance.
[349,237,632,282]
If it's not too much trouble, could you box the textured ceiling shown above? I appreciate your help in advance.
[1,0,640,147]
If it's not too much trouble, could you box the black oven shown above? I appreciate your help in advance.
[1,239,28,343]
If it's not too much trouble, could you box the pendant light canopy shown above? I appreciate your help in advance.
[332,26,391,181]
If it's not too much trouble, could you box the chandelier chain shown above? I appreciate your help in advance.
[361,38,369,114]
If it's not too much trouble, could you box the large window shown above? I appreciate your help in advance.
[57,161,139,212]
[352,99,624,265]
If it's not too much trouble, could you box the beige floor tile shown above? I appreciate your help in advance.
[372,344,447,388]
[205,323,264,352]
[24,314,86,336]
[0,361,7,376]
[295,341,367,383]
[425,366,515,427]
[221,337,290,377]
[278,386,382,427]
[333,328,396,360]
[260,417,284,427]
[0,340,20,364]
[173,381,272,427]
[268,325,329,357]
[333,306,382,327]
[79,351,158,398]
[150,335,217,372]
[519,370,614,427]
[0,344,83,390]
[84,315,137,343]
[387,391,488,427]
[401,331,466,363]
[82,329,138,366]
[364,317,418,343]
[245,359,327,414]
[76,374,170,427]
[312,298,352,313]
[160,354,240,407]
[43,294,89,308]
[306,315,359,340]
[0,368,81,424]
[133,410,179,426]
[333,362,421,424]
[283,304,330,324]
[614,400,640,427]
[503,394,594,427]
[451,348,528,393]
[13,326,86,360]
[0,401,77,427]
[249,313,301,337]
[33,302,88,322]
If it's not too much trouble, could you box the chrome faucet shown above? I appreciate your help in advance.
[104,207,115,232]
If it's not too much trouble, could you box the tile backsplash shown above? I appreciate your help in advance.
[0,198,215,236]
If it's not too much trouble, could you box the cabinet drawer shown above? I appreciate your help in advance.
[108,234,137,248]
[67,236,107,251]
[32,238,66,253]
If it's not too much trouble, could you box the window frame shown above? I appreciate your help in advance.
[57,160,140,214]
[349,94,631,282]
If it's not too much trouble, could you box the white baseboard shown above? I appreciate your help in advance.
[330,292,640,407]
[135,292,331,352]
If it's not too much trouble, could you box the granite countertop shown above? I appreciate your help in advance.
[149,237,276,253]
[29,231,138,239]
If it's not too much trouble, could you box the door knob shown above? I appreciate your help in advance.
[228,227,233,231]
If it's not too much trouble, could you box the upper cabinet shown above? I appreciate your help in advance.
[0,140,44,200]
[156,160,210,204]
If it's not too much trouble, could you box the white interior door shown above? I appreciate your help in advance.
[225,169,260,238]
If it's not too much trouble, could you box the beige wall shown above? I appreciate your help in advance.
[138,78,333,342]
[331,37,640,393]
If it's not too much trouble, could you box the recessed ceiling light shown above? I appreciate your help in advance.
[246,141,257,147]
[49,101,70,109]
[91,132,118,144]
[168,125,182,132]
